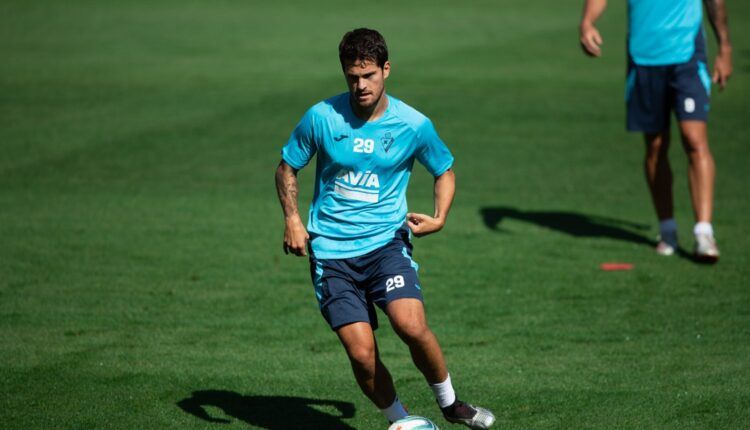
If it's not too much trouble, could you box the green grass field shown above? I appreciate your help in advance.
[2,1,749,428]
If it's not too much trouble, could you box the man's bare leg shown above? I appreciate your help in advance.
[678,120,715,223]
[336,322,400,409]
[386,298,447,384]
[678,120,719,261]
[644,131,674,221]
[644,131,678,254]
[387,298,495,429]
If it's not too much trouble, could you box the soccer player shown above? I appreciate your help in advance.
[275,28,495,429]
[579,0,732,262]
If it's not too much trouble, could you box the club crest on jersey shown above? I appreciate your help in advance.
[334,169,380,203]
[380,132,395,152]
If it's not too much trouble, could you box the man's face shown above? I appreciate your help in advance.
[343,59,390,110]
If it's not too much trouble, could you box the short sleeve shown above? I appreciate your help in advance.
[281,108,318,170]
[416,119,454,176]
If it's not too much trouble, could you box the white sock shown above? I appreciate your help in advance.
[694,222,714,237]
[381,397,408,422]
[659,218,677,235]
[429,374,457,409]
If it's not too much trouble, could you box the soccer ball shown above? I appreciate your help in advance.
[388,415,439,430]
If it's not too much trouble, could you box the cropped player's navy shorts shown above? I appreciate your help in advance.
[308,226,423,331]
[626,30,712,133]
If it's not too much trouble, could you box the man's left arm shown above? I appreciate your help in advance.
[703,0,733,90]
[407,169,455,237]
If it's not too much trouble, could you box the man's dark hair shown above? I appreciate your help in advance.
[338,28,389,69]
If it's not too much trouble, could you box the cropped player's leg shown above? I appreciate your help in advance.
[627,58,675,255]
[679,121,714,223]
[387,298,495,429]
[671,36,719,262]
[335,322,407,421]
[678,120,719,261]
[644,132,677,255]
[387,298,447,384]
[312,256,408,422]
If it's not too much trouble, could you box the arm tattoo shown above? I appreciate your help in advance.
[275,164,300,218]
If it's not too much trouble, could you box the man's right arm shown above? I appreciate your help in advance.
[580,0,607,57]
[275,160,309,256]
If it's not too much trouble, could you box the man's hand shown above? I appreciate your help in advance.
[713,49,732,90]
[580,22,604,57]
[406,213,445,238]
[410,168,454,238]
[283,214,310,256]
[579,0,607,57]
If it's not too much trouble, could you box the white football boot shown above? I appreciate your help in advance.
[694,233,719,263]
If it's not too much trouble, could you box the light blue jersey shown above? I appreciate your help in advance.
[282,93,454,259]
[628,0,703,66]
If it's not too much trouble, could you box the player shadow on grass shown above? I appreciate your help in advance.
[481,206,660,247]
[480,206,699,261]
[177,390,356,429]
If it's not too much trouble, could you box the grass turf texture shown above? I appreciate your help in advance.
[2,0,749,428]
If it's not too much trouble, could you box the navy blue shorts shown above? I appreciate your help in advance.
[626,30,712,133]
[308,226,423,331]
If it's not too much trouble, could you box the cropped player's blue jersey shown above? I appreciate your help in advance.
[628,0,703,66]
[282,93,454,259]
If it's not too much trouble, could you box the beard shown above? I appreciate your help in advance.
[352,88,383,109]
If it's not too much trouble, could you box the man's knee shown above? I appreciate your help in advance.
[387,298,433,344]
[346,343,377,369]
[682,134,711,157]
[392,318,431,344]
[644,132,670,158]
[679,121,710,154]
